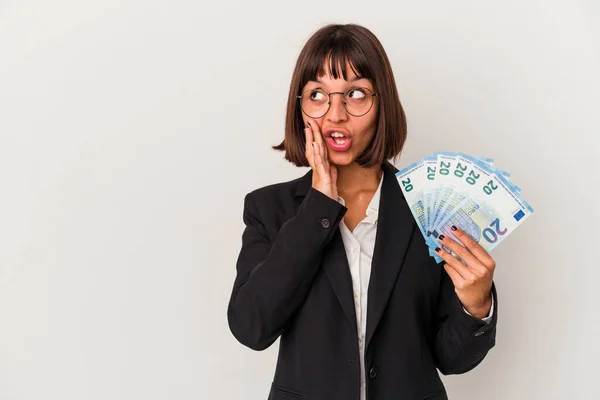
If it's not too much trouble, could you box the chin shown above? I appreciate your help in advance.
[329,153,355,166]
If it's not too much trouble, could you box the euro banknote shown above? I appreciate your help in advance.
[396,152,533,263]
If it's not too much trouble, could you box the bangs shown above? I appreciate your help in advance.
[300,35,376,88]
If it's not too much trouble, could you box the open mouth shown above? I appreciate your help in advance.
[330,132,349,145]
[326,132,352,152]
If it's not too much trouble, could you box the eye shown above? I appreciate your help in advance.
[348,88,367,99]
[309,90,326,101]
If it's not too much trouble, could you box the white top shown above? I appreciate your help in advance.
[336,173,493,400]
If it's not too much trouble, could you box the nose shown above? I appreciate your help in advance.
[326,92,348,123]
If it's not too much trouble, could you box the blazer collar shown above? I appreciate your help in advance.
[294,169,313,197]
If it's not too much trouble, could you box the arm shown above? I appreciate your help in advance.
[432,271,498,375]
[227,188,347,351]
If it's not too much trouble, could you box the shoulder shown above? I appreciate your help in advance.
[243,169,311,214]
[240,170,312,237]
[247,170,309,200]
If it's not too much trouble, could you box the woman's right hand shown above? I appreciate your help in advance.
[305,119,338,201]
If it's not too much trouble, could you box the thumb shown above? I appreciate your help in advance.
[330,164,338,198]
[330,164,337,183]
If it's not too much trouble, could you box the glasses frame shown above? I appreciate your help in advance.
[296,87,379,119]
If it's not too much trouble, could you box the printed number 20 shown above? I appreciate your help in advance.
[482,218,508,243]
[402,178,413,192]
[483,180,499,195]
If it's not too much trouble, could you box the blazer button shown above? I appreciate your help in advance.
[369,366,378,379]
[320,218,331,228]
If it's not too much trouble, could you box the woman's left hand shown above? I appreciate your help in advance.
[435,226,495,319]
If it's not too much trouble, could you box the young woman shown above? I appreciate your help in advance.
[227,23,498,400]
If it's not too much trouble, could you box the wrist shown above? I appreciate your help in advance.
[465,295,493,319]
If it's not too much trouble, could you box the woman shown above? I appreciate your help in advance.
[227,23,497,400]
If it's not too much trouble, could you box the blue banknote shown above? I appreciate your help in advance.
[396,152,534,262]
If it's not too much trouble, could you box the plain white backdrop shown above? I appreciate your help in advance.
[1,0,599,399]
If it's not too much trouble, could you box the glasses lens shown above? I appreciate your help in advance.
[300,89,329,118]
[345,87,373,116]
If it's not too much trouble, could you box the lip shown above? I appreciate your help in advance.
[326,136,352,152]
[323,127,351,139]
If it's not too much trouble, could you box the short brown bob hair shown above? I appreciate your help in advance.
[273,23,407,168]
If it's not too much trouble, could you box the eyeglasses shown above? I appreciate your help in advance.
[297,87,378,119]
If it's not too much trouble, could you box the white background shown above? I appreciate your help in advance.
[1,1,599,399]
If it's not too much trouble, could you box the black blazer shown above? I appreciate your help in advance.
[227,161,498,400]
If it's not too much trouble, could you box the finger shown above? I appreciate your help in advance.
[435,246,478,281]
[449,226,496,270]
[304,126,315,169]
[438,234,488,276]
[309,119,324,145]
[330,164,338,198]
[312,120,330,169]
[308,120,328,169]
[312,139,329,179]
[443,262,466,288]
[322,136,330,170]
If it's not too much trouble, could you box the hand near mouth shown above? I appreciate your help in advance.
[304,119,338,201]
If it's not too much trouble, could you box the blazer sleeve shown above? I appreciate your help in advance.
[227,187,347,351]
[432,265,498,375]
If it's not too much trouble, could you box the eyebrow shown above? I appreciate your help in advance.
[313,75,366,84]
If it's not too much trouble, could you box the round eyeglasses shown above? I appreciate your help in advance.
[297,87,378,119]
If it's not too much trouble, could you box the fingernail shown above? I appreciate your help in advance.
[451,226,457,231]
[435,247,441,252]
[439,235,445,240]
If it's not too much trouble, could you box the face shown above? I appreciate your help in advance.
[300,62,379,166]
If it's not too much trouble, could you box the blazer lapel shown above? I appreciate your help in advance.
[365,161,416,349]
[322,232,359,334]
[294,170,358,334]
[294,161,417,345]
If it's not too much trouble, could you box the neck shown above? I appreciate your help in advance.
[336,162,383,197]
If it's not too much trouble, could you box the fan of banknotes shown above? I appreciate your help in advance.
[395,151,534,263]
